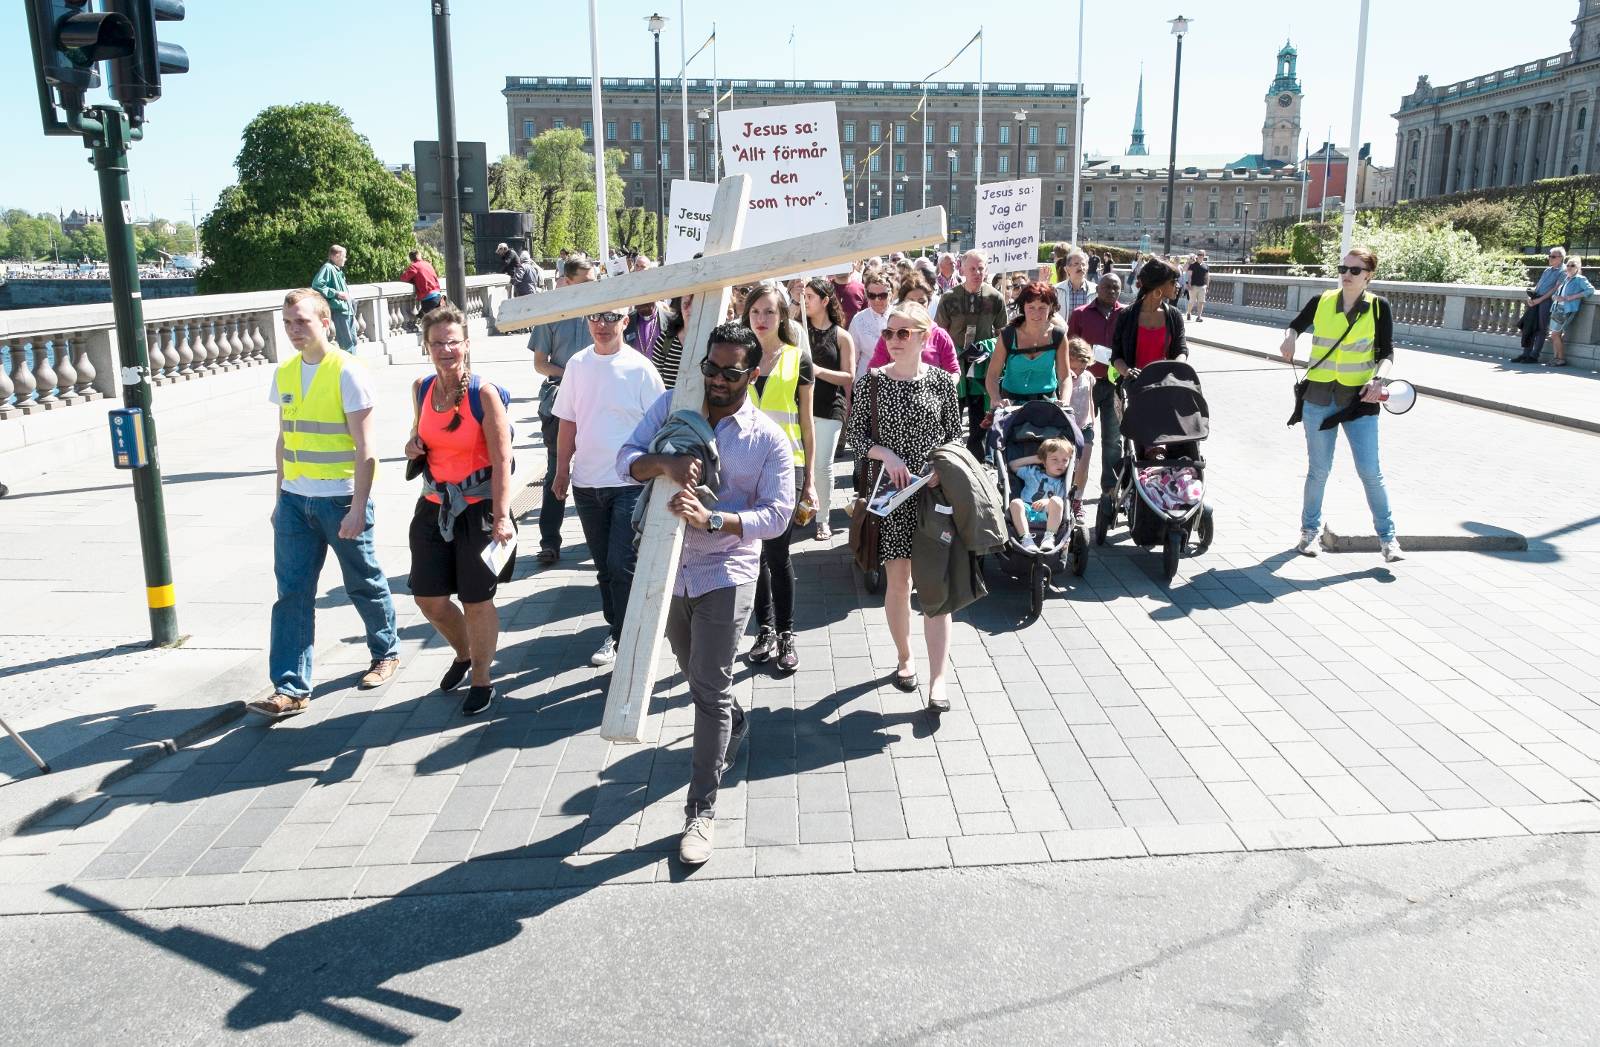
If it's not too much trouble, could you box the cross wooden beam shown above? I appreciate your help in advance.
[504,175,946,742]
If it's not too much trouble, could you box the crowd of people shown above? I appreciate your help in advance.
[249,234,1409,865]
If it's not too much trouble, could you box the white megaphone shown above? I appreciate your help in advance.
[1378,379,1417,415]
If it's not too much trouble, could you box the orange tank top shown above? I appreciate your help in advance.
[419,382,492,504]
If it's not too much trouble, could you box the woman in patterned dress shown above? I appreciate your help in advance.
[846,301,963,712]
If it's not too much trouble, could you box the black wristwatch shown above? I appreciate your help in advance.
[706,512,725,533]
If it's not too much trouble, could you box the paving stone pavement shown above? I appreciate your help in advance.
[3,348,1600,915]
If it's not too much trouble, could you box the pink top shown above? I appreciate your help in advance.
[867,323,961,374]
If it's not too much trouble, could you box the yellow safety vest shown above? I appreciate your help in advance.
[1307,290,1378,387]
[275,350,359,483]
[751,343,805,467]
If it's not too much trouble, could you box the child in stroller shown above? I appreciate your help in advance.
[1007,437,1073,553]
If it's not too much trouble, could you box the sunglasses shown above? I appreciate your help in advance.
[699,359,753,381]
[884,327,922,342]
[1335,265,1370,276]
[587,311,625,323]
[866,291,890,301]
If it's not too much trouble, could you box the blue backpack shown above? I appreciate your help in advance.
[415,373,515,468]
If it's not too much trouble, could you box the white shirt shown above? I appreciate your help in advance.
[848,307,890,379]
[266,355,376,498]
[552,344,664,488]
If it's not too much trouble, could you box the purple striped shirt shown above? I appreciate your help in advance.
[618,391,795,598]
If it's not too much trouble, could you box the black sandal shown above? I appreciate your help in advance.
[891,670,919,692]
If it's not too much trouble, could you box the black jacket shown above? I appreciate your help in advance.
[1110,300,1188,378]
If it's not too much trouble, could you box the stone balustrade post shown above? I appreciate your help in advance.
[54,331,80,406]
[0,341,17,420]
[1441,292,1467,332]
[31,336,60,407]
[84,327,117,398]
[72,329,99,401]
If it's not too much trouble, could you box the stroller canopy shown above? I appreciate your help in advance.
[1001,398,1083,453]
[1122,360,1209,447]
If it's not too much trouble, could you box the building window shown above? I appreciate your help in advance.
[1581,108,1590,131]
[999,124,1011,146]
[1159,200,1168,220]
[1183,201,1194,222]
[605,120,617,141]
[689,153,697,171]
[522,119,535,141]
[1133,200,1143,220]
[844,122,856,143]
[870,199,881,219]
[949,155,960,173]
[1054,154,1066,173]
[894,153,906,173]
[1056,125,1068,146]
[870,153,881,173]
[582,120,593,140]
[1054,199,1065,218]
[633,196,645,207]
[1083,201,1093,219]
[949,124,961,144]
[632,151,643,171]
[869,122,882,143]
[925,123,934,144]
[630,120,642,140]
[844,149,855,170]
[553,118,566,130]
[895,122,907,144]
[925,154,934,172]
[998,155,1010,174]
[1208,201,1219,221]
[1027,125,1039,145]
[1283,200,1295,218]
[660,123,669,141]
[1107,201,1119,221]
[687,123,696,141]
[1026,153,1038,174]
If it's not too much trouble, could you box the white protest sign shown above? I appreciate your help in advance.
[975,178,1042,274]
[664,179,719,264]
[718,102,848,277]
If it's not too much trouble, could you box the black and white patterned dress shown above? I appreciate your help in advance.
[846,365,963,563]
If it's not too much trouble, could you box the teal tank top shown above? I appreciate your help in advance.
[1000,328,1061,396]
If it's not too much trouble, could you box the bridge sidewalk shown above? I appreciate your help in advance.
[0,330,543,835]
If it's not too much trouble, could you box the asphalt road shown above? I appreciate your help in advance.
[2,833,1596,1045]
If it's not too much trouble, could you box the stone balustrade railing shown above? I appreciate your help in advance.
[0,274,509,420]
[1196,273,1597,368]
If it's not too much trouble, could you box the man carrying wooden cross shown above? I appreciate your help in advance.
[617,322,794,865]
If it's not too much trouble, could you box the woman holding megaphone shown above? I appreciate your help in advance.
[1279,246,1402,563]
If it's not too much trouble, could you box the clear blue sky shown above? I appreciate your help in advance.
[0,1,1581,223]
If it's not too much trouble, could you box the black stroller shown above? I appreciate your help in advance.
[1092,360,1213,583]
[988,399,1088,621]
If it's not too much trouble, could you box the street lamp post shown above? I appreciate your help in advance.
[1242,204,1252,263]
[1162,15,1191,256]
[647,12,668,261]
[697,107,710,181]
[947,148,959,251]
[1013,109,1026,179]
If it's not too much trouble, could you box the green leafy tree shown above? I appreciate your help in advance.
[198,103,418,293]
[66,223,107,261]
[0,210,64,261]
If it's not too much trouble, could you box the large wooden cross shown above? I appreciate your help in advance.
[496,175,947,741]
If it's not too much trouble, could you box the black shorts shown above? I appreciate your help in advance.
[408,498,514,603]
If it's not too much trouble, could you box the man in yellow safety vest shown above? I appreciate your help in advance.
[247,288,398,719]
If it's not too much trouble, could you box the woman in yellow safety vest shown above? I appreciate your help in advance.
[1278,246,1401,563]
[742,283,817,675]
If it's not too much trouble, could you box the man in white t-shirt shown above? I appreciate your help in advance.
[848,272,893,379]
[552,310,666,667]
[248,289,398,719]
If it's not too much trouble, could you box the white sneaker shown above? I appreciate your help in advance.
[1296,528,1320,557]
[1038,534,1057,554]
[680,815,714,865]
[1381,539,1405,563]
[590,636,618,667]
[1018,533,1038,552]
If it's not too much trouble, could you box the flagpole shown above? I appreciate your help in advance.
[711,24,720,180]
[921,82,929,213]
[679,0,689,180]
[1070,0,1084,245]
[1321,130,1332,220]
[587,0,610,267]
[975,28,985,193]
[1299,134,1307,225]
[1339,0,1371,255]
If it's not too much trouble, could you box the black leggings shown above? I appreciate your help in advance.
[755,525,796,634]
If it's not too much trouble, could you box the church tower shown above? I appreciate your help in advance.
[1127,66,1148,156]
[1572,0,1600,63]
[1262,40,1303,163]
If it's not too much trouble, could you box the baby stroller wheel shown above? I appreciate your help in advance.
[1161,525,1183,584]
[1068,527,1089,577]
[1191,506,1214,555]
[1093,493,1115,546]
[1027,561,1049,623]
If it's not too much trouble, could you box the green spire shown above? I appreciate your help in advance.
[1128,65,1148,155]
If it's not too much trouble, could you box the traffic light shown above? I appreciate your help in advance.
[26,0,136,92]
[108,0,189,123]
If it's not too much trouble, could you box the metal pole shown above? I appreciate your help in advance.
[1163,31,1184,255]
[587,0,611,265]
[1299,135,1307,225]
[1339,0,1371,255]
[975,28,984,191]
[653,25,666,260]
[921,84,929,211]
[1015,114,1023,179]
[1320,132,1332,220]
[1070,0,1084,245]
[679,0,689,179]
[431,0,467,304]
[91,107,179,646]
[711,23,719,180]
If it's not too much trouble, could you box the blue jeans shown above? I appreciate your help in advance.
[539,415,566,553]
[573,485,642,642]
[330,312,357,350]
[270,491,398,697]
[1300,399,1395,542]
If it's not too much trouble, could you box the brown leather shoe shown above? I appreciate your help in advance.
[359,657,400,689]
[246,693,310,719]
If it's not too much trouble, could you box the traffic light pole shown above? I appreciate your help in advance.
[430,0,467,305]
[80,104,180,646]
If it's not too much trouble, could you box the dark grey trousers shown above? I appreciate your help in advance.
[664,581,756,819]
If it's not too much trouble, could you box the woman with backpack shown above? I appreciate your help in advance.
[404,302,516,716]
